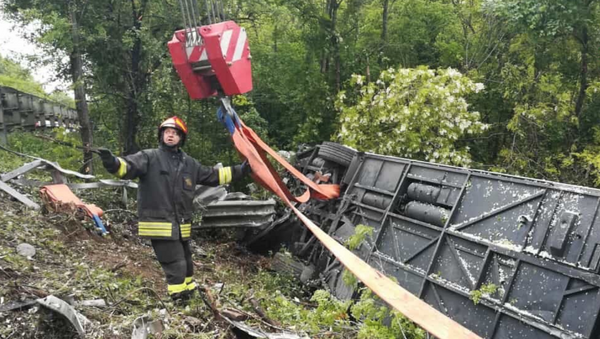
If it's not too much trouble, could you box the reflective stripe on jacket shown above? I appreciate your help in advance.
[114,146,243,240]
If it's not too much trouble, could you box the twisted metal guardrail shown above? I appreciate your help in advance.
[0,85,80,144]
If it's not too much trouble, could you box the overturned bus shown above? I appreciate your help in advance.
[244,142,600,339]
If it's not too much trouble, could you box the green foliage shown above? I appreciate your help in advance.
[351,288,425,339]
[0,55,49,97]
[346,224,374,251]
[0,74,46,97]
[470,283,498,305]
[7,129,83,171]
[262,285,426,338]
[259,286,351,334]
[0,54,74,107]
[337,66,488,166]
[342,268,358,288]
[342,225,373,288]
[573,127,600,186]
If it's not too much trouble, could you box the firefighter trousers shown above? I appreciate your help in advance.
[151,238,197,298]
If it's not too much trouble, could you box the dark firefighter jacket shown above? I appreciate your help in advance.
[113,146,244,240]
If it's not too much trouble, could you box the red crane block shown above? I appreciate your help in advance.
[168,21,252,100]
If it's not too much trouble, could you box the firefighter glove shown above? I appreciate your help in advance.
[241,160,252,176]
[98,148,119,173]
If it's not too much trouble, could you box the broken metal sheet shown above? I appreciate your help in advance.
[226,319,309,339]
[0,150,92,184]
[330,216,355,242]
[0,180,40,209]
[199,215,274,228]
[194,185,228,207]
[198,199,277,229]
[244,210,292,245]
[99,179,138,188]
[324,263,355,301]
[36,295,91,337]
[1,157,94,180]
[67,180,138,190]
[131,315,164,339]
[40,160,94,180]
[0,159,43,182]
[270,252,308,280]
[0,299,37,312]
[10,178,137,189]
[203,199,276,217]
[223,192,250,200]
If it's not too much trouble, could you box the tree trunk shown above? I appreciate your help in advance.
[123,0,146,155]
[381,0,389,55]
[574,25,589,121]
[327,0,341,93]
[366,54,371,83]
[333,9,340,93]
[69,2,94,174]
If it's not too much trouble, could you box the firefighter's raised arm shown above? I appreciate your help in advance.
[196,159,252,187]
[98,148,149,180]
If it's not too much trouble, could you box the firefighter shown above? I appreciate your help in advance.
[98,116,251,302]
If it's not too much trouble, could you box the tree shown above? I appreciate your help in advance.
[68,0,94,173]
[336,66,488,166]
[476,0,600,184]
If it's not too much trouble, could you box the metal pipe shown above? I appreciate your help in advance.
[404,201,450,227]
[407,182,441,204]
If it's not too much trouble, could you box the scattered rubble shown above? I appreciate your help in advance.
[16,243,36,258]
[36,295,91,337]
[131,315,164,339]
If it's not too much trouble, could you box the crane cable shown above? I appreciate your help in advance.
[177,0,227,44]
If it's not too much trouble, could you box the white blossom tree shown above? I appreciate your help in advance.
[335,66,488,166]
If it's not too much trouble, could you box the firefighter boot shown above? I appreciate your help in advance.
[185,276,198,298]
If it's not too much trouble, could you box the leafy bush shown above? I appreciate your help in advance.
[336,66,488,166]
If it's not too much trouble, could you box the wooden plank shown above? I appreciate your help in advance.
[0,180,40,209]
[1,160,43,182]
